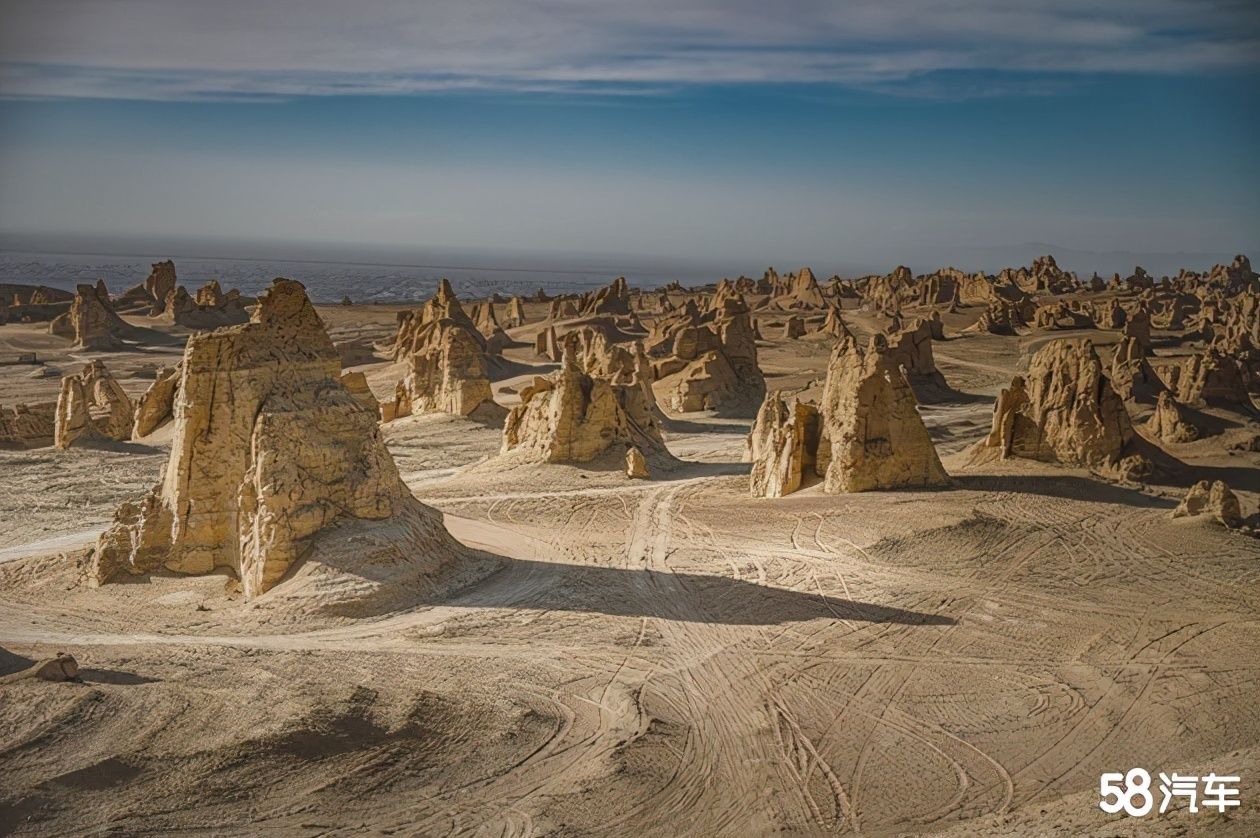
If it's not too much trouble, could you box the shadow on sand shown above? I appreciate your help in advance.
[951,473,1177,508]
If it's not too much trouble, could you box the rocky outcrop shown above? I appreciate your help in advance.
[132,364,181,438]
[146,260,177,312]
[92,279,465,600]
[1171,480,1243,528]
[816,336,950,493]
[49,283,133,349]
[384,280,496,419]
[1109,336,1164,402]
[1169,351,1251,407]
[819,306,852,340]
[782,315,806,340]
[502,344,665,464]
[54,360,134,449]
[655,297,766,416]
[389,323,494,419]
[1145,391,1199,444]
[0,402,56,449]
[160,283,250,330]
[747,392,821,498]
[506,297,526,328]
[769,267,826,309]
[978,339,1150,478]
[885,318,949,396]
[625,446,650,479]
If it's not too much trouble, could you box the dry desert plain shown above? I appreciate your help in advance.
[1,260,1259,837]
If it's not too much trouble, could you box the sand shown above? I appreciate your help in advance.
[1,297,1258,836]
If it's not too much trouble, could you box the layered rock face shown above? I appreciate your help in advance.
[747,392,820,498]
[54,360,134,449]
[1170,351,1251,406]
[92,279,461,599]
[132,364,181,438]
[502,344,665,464]
[656,297,766,416]
[577,276,633,317]
[816,336,950,493]
[49,283,132,349]
[1171,480,1243,528]
[979,339,1149,478]
[747,336,949,497]
[385,280,495,419]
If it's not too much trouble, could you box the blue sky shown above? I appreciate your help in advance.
[0,1,1257,269]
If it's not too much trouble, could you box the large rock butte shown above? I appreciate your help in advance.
[92,279,465,599]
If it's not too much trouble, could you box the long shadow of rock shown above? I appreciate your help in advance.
[447,557,957,626]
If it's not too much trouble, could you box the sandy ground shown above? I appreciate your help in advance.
[1,297,1258,836]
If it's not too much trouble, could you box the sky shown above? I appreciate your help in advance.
[0,1,1257,271]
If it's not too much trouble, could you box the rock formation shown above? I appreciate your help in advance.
[0,402,56,449]
[159,282,250,329]
[384,280,496,419]
[655,297,766,416]
[92,279,465,599]
[769,267,826,309]
[885,318,949,396]
[747,392,821,498]
[132,364,181,438]
[1171,480,1243,528]
[816,336,950,493]
[978,339,1150,478]
[819,305,852,339]
[54,360,134,449]
[782,315,806,340]
[49,283,133,349]
[502,343,666,464]
[1144,391,1199,444]
[115,260,178,315]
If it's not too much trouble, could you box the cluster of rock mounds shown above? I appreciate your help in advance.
[502,338,666,477]
[747,334,949,497]
[112,261,250,329]
[1171,480,1245,529]
[92,278,468,604]
[1,284,75,325]
[645,294,766,416]
[383,279,498,421]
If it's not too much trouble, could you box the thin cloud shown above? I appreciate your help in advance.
[0,0,1256,100]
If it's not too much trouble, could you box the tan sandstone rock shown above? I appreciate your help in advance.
[91,279,465,600]
[1171,480,1243,528]
[979,339,1150,478]
[54,360,134,449]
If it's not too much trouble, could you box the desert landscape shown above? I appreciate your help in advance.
[1,255,1257,836]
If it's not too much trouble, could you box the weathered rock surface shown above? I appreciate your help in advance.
[92,279,465,600]
[49,283,132,349]
[385,280,496,419]
[979,339,1150,478]
[132,364,181,438]
[1144,391,1199,444]
[1171,480,1243,528]
[54,360,134,449]
[747,392,821,498]
[816,336,950,493]
[0,402,56,449]
[502,344,665,464]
